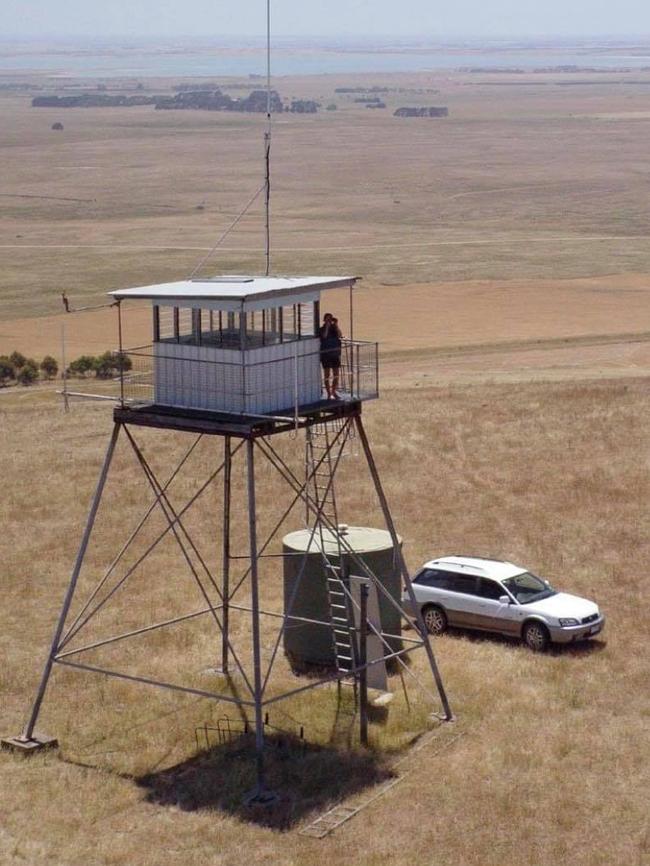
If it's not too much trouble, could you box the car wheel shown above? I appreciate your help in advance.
[523,620,550,652]
[422,605,448,636]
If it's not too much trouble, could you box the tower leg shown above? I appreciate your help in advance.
[2,423,121,753]
[244,438,275,803]
[354,416,453,721]
[221,436,232,674]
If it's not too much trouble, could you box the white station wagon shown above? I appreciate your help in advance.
[403,555,605,651]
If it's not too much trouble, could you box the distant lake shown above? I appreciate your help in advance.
[2,45,650,78]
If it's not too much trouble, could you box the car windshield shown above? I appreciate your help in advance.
[502,572,557,604]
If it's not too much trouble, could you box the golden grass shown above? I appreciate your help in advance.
[2,63,650,865]
[1,376,648,865]
[4,69,650,320]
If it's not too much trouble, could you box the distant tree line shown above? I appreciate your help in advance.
[0,350,131,387]
[33,89,323,114]
[0,351,58,387]
[393,106,449,118]
[66,352,132,379]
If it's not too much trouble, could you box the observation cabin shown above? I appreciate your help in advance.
[110,275,379,432]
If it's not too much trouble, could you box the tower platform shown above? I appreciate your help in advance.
[113,397,362,438]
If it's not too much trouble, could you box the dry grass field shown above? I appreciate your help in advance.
[2,67,650,323]
[1,379,649,865]
[1,64,650,866]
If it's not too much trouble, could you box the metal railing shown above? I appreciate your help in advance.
[115,339,378,415]
[341,340,379,404]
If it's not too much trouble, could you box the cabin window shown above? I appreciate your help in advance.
[155,301,320,349]
[177,308,193,344]
[155,306,177,342]
[275,301,319,343]
[280,305,299,342]
[299,303,315,337]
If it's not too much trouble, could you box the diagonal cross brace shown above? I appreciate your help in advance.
[124,427,255,697]
[60,438,244,650]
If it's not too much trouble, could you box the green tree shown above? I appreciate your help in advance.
[0,356,15,386]
[40,355,59,379]
[67,355,96,377]
[93,351,115,379]
[94,351,132,379]
[114,352,132,373]
[17,359,39,386]
[9,350,26,369]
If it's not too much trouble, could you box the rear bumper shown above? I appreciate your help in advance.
[548,615,605,644]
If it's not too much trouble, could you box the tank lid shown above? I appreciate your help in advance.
[282,525,400,555]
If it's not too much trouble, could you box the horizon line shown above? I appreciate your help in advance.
[2,33,650,43]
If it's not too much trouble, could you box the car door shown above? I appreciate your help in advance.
[411,568,449,610]
[441,572,484,628]
[475,578,519,634]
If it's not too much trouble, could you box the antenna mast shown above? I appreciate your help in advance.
[264,0,272,276]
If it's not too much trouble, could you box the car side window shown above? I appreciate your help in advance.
[415,569,451,589]
[447,573,479,595]
[477,578,505,600]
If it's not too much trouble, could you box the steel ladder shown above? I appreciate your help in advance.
[305,418,357,677]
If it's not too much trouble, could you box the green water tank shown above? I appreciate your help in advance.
[282,525,402,672]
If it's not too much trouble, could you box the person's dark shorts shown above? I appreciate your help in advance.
[321,350,341,369]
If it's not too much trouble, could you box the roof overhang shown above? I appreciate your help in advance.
[109,275,358,311]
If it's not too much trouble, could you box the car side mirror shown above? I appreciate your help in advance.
[499,595,511,604]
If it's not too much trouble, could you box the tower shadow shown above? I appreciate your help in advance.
[136,732,395,830]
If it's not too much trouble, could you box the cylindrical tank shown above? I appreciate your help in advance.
[282,525,402,672]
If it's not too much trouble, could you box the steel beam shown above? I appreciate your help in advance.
[245,438,268,798]
[16,423,121,747]
[54,658,254,707]
[59,433,204,648]
[221,436,232,673]
[354,415,453,721]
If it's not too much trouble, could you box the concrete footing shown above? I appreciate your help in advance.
[1,734,59,754]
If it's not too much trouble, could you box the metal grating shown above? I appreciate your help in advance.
[299,804,362,839]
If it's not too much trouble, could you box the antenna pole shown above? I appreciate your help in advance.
[264,0,272,276]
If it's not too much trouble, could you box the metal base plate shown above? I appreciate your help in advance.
[1,733,59,754]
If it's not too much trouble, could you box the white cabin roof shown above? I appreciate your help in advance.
[109,275,357,308]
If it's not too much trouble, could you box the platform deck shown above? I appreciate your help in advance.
[113,398,361,437]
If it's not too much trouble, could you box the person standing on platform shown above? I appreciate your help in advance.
[319,312,342,399]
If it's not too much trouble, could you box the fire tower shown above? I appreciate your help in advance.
[3,273,452,800]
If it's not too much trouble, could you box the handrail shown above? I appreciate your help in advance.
[113,338,379,412]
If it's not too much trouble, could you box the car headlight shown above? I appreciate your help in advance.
[559,618,579,627]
